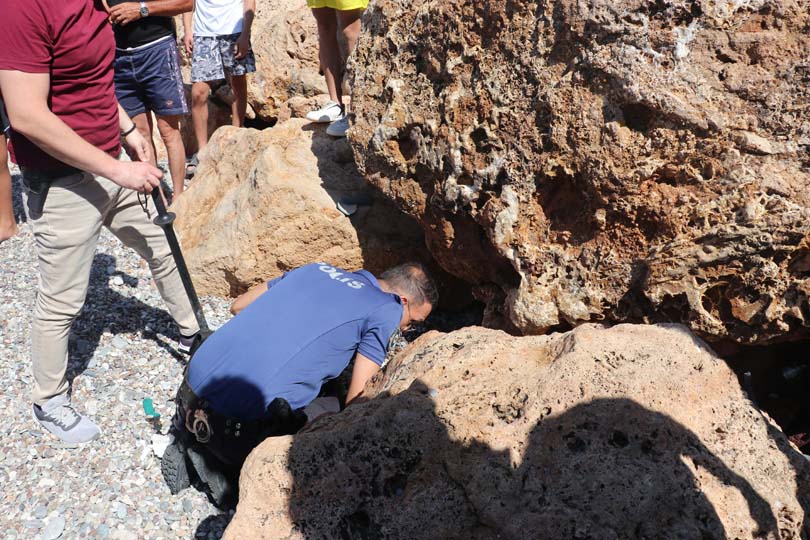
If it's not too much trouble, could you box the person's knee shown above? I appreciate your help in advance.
[157,116,182,143]
[131,114,152,138]
[35,289,87,321]
[341,24,359,46]
[191,84,209,106]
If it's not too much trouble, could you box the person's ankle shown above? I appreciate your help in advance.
[0,220,18,241]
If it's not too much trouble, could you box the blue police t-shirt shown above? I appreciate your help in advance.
[187,263,403,420]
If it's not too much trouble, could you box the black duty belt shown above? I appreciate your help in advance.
[176,377,306,444]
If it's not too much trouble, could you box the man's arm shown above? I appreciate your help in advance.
[230,282,268,315]
[346,353,381,406]
[234,0,255,60]
[117,103,154,163]
[182,4,194,55]
[0,70,162,192]
[108,0,194,26]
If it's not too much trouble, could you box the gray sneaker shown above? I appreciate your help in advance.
[33,393,100,444]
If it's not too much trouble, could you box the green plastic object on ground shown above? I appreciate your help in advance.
[142,398,160,419]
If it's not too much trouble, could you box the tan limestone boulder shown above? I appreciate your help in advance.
[171,119,426,297]
[348,0,810,344]
[224,323,810,539]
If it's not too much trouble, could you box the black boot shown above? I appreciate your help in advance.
[161,439,192,495]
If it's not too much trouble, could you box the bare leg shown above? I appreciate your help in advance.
[229,74,248,128]
[156,114,186,196]
[191,81,212,153]
[0,136,17,242]
[337,8,364,62]
[312,7,342,104]
[336,9,364,113]
[131,112,158,166]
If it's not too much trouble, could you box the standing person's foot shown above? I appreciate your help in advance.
[33,393,100,444]
[0,220,18,243]
[306,101,344,123]
[178,333,198,355]
[326,115,350,138]
[185,154,199,179]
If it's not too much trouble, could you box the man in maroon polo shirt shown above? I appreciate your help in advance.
[0,0,200,444]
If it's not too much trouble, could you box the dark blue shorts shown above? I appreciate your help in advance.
[114,37,188,118]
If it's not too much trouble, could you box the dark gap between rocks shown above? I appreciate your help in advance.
[243,115,276,131]
[723,339,810,454]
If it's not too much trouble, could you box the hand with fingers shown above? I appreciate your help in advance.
[106,2,143,26]
[184,32,194,56]
[123,127,155,164]
[111,161,163,193]
[234,34,250,60]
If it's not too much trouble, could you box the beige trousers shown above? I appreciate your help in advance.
[25,167,199,405]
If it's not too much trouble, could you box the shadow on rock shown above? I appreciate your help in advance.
[66,252,185,383]
[280,386,780,539]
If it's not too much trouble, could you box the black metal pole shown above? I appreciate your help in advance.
[150,190,211,338]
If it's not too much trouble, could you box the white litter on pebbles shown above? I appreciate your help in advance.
[0,170,234,540]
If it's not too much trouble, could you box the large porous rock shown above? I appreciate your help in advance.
[172,119,426,297]
[224,324,810,539]
[247,1,326,122]
[348,0,810,344]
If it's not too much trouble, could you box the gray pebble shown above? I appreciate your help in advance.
[42,515,65,540]
[112,336,128,349]
[33,505,48,519]
[116,502,127,520]
[97,524,110,539]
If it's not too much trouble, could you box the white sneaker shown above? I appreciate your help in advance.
[306,101,344,123]
[326,116,350,138]
[33,393,100,444]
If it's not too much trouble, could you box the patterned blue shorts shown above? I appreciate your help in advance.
[191,34,256,83]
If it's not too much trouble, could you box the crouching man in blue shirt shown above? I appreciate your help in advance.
[162,261,437,507]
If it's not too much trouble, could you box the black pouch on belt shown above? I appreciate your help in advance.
[22,174,51,218]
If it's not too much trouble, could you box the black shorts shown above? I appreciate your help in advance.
[0,96,9,138]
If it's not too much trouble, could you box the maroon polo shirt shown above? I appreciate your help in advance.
[0,0,121,171]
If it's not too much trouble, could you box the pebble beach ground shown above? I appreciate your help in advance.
[0,169,234,540]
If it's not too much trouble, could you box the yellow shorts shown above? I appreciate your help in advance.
[307,0,368,9]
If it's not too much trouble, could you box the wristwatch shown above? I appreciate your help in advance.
[139,1,149,17]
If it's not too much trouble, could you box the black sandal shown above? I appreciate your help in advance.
[185,154,199,179]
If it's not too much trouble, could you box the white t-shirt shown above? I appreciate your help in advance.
[193,0,244,37]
